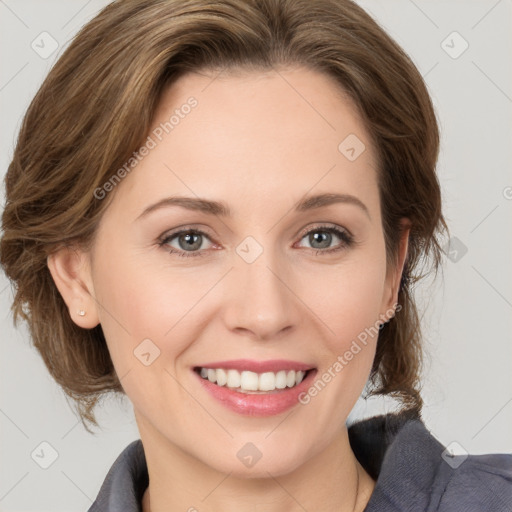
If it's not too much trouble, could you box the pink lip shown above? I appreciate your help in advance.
[193,365,317,417]
[196,359,314,373]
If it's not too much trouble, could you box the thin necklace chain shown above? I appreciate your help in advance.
[352,462,360,512]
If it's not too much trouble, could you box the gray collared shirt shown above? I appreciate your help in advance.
[88,411,512,511]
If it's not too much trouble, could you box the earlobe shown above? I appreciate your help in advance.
[46,247,100,328]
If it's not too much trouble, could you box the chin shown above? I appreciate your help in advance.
[204,446,308,480]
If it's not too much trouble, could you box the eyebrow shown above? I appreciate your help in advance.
[136,192,370,221]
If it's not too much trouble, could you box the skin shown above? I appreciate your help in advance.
[48,66,409,512]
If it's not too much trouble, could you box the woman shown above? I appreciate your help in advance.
[1,0,510,511]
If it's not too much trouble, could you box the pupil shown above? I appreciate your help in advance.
[312,232,330,248]
[181,233,200,250]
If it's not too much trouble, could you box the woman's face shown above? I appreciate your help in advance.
[74,67,407,477]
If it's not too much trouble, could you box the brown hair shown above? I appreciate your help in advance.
[0,0,448,432]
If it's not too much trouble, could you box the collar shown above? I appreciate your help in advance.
[87,410,448,512]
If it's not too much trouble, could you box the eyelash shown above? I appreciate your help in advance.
[158,224,355,259]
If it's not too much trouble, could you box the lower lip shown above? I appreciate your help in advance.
[194,369,317,417]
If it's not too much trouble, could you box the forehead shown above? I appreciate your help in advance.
[109,66,380,219]
[160,65,371,141]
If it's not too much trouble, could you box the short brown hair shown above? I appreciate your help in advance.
[0,0,448,432]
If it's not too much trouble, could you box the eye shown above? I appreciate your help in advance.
[158,228,214,258]
[295,224,354,255]
[158,224,355,258]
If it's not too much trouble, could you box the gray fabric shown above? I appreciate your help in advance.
[88,411,512,511]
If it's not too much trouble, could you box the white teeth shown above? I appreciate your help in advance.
[259,372,275,391]
[198,367,309,392]
[240,371,259,391]
[275,370,287,389]
[226,369,241,388]
[216,368,227,386]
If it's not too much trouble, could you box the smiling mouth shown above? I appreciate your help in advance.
[193,367,314,394]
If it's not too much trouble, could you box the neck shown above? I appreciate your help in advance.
[140,425,375,512]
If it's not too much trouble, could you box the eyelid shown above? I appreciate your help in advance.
[158,224,216,241]
[296,222,352,240]
[159,222,351,241]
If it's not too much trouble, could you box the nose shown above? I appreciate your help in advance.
[223,249,301,341]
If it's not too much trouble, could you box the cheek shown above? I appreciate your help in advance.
[91,244,213,369]
[295,255,387,431]
[320,284,383,384]
[306,243,388,405]
[90,248,201,415]
[334,267,385,333]
[316,248,387,347]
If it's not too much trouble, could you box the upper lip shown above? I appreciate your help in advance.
[195,359,315,373]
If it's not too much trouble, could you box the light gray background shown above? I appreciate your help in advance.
[1,0,511,510]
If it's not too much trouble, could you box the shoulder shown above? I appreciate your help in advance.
[436,452,512,511]
[348,411,512,512]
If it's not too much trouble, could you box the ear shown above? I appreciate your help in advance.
[47,246,100,328]
[380,218,411,320]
